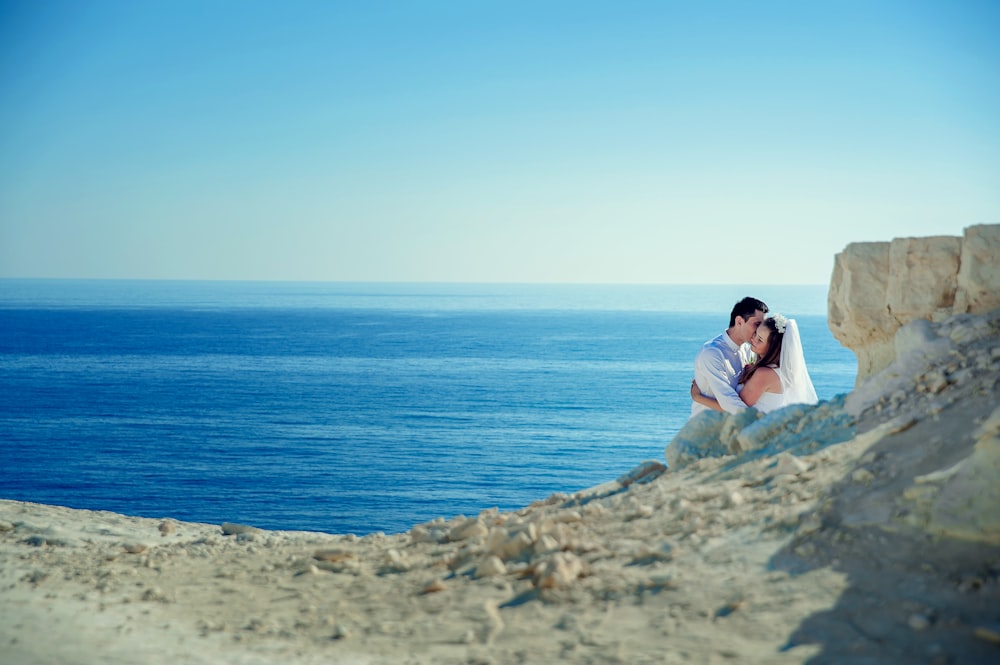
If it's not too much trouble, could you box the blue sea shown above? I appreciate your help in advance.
[0,280,856,535]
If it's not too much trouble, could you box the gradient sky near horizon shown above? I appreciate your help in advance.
[1,1,997,285]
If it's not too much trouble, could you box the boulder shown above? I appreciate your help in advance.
[664,409,761,470]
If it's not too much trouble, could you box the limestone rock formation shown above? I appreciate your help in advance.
[664,398,856,471]
[828,224,1000,383]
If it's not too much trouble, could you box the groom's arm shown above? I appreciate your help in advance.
[694,349,746,414]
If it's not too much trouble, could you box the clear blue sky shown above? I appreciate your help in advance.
[1,0,997,284]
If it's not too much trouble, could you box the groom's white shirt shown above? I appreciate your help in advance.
[690,331,752,418]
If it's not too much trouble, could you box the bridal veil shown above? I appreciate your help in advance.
[777,318,818,407]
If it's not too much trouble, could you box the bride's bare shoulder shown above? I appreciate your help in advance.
[747,365,781,392]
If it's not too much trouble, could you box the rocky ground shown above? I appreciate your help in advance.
[2,310,999,664]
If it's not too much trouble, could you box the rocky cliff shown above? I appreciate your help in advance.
[828,224,1000,383]
[661,227,1000,662]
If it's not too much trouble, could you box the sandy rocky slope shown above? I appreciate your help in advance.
[2,232,999,664]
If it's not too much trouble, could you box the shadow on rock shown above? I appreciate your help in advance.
[771,391,1000,664]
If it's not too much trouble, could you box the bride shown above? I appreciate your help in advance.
[690,313,818,414]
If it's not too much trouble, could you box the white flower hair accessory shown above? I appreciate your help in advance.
[770,313,788,334]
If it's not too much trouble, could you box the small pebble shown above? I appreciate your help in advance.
[632,505,655,518]
[775,453,808,476]
[449,518,488,542]
[553,510,582,523]
[475,555,507,579]
[533,534,560,555]
[851,468,875,484]
[295,564,320,577]
[313,548,355,563]
[534,552,583,589]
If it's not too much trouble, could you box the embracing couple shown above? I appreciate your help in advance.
[689,296,818,418]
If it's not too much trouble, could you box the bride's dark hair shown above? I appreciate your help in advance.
[741,318,784,385]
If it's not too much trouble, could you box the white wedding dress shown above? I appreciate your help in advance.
[750,388,787,414]
[740,318,818,414]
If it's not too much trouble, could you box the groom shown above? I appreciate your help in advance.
[690,296,768,418]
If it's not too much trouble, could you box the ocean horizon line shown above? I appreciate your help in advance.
[0,280,834,316]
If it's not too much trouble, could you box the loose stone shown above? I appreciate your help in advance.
[632,504,655,518]
[534,552,583,589]
[449,518,488,542]
[498,531,534,561]
[851,468,875,484]
[533,534,560,555]
[775,453,809,476]
[422,579,446,594]
[475,555,507,579]
[313,548,356,563]
[221,523,263,536]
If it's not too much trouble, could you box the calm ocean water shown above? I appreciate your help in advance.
[0,280,856,535]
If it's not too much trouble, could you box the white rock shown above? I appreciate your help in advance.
[632,505,655,518]
[475,555,507,579]
[533,534,560,555]
[852,469,875,484]
[498,531,534,561]
[534,552,584,589]
[775,453,809,476]
[313,548,355,563]
[422,579,446,594]
[449,518,488,542]
[484,527,509,556]
[220,523,262,536]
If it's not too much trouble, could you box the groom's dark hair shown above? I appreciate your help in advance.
[729,297,768,328]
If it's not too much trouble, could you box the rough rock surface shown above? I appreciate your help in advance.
[667,398,856,471]
[828,223,1000,382]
